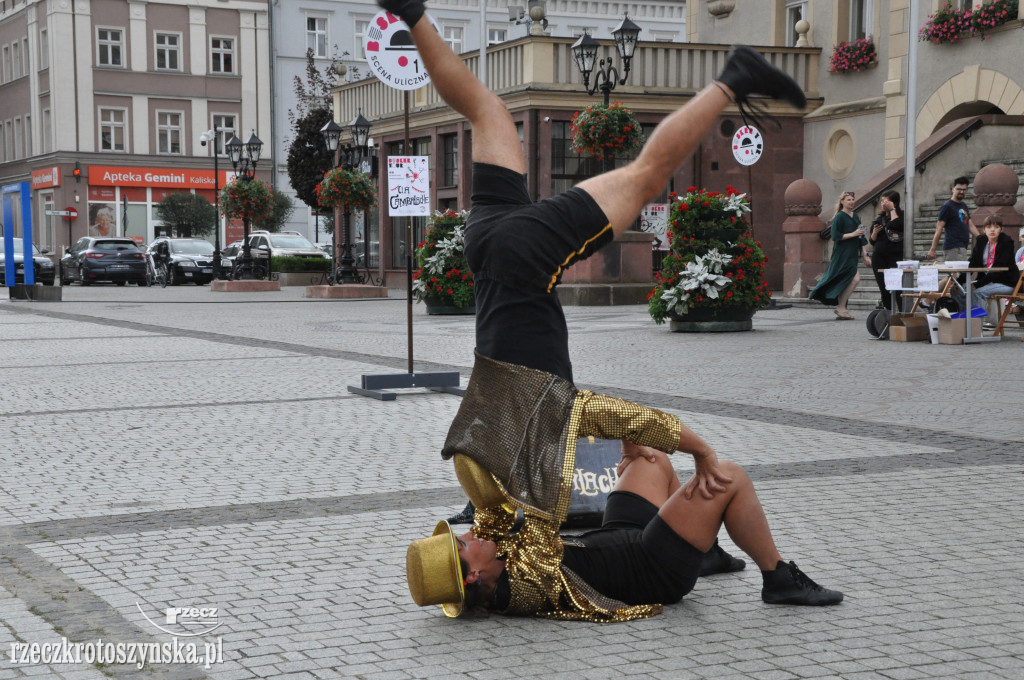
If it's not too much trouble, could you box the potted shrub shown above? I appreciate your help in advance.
[220,178,274,223]
[648,186,771,332]
[413,210,475,314]
[569,102,645,160]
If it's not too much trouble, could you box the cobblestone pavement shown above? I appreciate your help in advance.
[2,285,1021,679]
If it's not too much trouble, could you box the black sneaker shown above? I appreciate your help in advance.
[761,560,843,606]
[718,46,807,111]
[699,539,746,577]
[446,500,475,525]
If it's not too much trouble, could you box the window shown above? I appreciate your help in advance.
[155,33,180,71]
[785,0,807,46]
[306,16,328,58]
[487,28,507,45]
[38,28,47,69]
[4,121,11,163]
[551,121,600,195]
[42,108,51,153]
[443,25,464,53]
[13,117,21,160]
[849,0,872,41]
[99,108,127,152]
[354,20,369,60]
[2,45,9,82]
[97,28,123,67]
[157,111,182,154]
[11,40,19,78]
[22,38,27,74]
[23,114,29,157]
[442,134,458,186]
[211,114,235,155]
[210,37,234,74]
[569,26,598,39]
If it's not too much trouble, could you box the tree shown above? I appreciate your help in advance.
[287,107,334,208]
[155,193,217,238]
[286,49,343,210]
[253,190,296,233]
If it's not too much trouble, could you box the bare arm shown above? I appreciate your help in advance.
[928,220,945,259]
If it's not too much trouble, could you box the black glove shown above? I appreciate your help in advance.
[377,0,425,29]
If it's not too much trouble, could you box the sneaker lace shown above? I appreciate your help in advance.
[788,561,823,591]
[736,97,782,132]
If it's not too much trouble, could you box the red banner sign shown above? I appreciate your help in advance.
[31,167,61,189]
[88,165,228,189]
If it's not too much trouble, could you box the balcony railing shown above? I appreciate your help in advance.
[335,37,820,131]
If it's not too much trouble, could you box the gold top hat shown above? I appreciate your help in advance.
[406,520,465,617]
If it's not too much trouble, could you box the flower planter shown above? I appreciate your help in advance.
[669,306,756,332]
[424,298,475,315]
[272,271,329,287]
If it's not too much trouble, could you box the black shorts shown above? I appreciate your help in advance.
[561,491,704,605]
[465,163,612,293]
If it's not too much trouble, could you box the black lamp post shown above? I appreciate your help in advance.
[320,113,371,285]
[571,15,641,107]
[225,131,264,279]
[200,125,223,279]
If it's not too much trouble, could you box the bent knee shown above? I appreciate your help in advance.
[718,460,749,483]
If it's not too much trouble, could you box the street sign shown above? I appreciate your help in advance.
[731,125,763,166]
[45,208,79,219]
[363,11,440,91]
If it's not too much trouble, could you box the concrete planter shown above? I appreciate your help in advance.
[272,271,329,287]
[669,306,756,332]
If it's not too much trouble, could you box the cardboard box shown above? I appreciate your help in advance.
[937,316,983,344]
[889,314,930,342]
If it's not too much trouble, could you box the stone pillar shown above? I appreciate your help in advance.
[782,179,827,298]
[557,231,655,306]
[972,163,1023,249]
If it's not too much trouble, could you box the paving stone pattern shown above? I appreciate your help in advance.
[1,286,1021,679]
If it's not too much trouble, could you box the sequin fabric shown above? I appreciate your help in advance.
[443,352,682,621]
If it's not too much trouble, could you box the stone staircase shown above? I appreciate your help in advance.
[847,158,1024,308]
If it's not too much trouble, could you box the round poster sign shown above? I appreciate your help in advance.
[731,125,763,166]
[364,11,439,91]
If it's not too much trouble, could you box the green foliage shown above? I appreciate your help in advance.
[413,210,474,308]
[316,168,376,211]
[648,187,771,324]
[154,193,217,238]
[286,107,334,208]
[271,256,331,272]
[252,191,296,233]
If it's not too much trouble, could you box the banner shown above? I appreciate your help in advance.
[640,203,670,250]
[387,156,430,217]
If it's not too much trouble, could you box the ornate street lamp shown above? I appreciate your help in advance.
[571,15,641,106]
[320,113,372,284]
[226,131,264,278]
[200,126,223,279]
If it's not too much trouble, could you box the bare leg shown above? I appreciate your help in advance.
[408,21,524,173]
[657,460,783,571]
[836,272,861,315]
[576,85,732,238]
[612,448,681,505]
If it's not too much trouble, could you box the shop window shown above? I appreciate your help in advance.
[442,134,458,187]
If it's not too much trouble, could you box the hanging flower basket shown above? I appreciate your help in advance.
[919,0,1018,44]
[412,209,475,312]
[829,36,876,73]
[220,178,274,222]
[648,186,771,330]
[569,102,645,160]
[316,167,376,211]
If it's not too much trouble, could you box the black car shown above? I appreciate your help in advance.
[147,237,217,285]
[0,237,56,285]
[60,237,147,286]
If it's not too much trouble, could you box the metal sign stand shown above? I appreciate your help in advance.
[348,88,463,401]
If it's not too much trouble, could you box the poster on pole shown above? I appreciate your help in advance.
[387,156,431,216]
[640,203,670,250]
[364,11,440,91]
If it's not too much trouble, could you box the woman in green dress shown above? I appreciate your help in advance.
[809,191,868,319]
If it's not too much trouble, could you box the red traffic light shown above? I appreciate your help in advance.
[73,162,82,182]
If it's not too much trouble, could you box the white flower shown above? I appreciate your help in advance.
[661,250,733,314]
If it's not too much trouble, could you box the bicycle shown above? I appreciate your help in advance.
[147,255,169,288]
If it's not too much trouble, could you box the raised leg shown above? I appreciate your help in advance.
[406,20,524,173]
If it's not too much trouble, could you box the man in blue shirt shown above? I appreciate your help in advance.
[927,176,979,261]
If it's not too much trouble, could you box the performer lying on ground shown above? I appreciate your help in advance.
[382,0,843,619]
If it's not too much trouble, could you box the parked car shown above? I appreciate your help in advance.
[247,231,330,265]
[0,237,56,285]
[146,237,218,285]
[60,237,147,286]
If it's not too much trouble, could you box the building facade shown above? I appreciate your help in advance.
[0,0,270,251]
